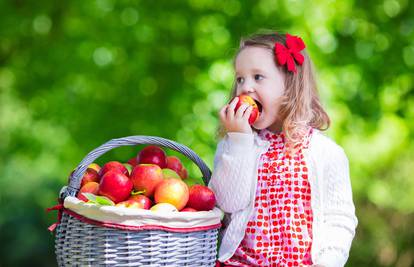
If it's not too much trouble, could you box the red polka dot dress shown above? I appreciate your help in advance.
[223,128,314,267]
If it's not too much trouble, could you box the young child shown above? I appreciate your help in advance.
[209,32,358,267]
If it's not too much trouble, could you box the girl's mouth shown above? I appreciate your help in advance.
[255,99,263,113]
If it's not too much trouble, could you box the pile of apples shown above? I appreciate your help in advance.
[75,145,216,212]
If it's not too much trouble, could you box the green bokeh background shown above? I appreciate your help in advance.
[1,1,413,266]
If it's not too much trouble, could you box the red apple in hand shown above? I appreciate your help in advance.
[98,171,133,203]
[187,185,216,211]
[137,146,167,168]
[154,179,189,210]
[77,182,99,202]
[116,194,152,209]
[99,161,129,177]
[80,168,100,187]
[234,94,260,125]
[130,164,164,197]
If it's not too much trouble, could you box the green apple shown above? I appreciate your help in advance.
[162,168,181,179]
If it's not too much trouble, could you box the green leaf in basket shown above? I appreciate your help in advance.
[95,196,115,206]
[82,193,98,202]
[81,193,115,206]
[131,189,146,195]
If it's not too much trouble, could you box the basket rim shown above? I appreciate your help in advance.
[62,209,222,233]
[62,196,223,232]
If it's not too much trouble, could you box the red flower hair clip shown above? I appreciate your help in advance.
[274,33,306,73]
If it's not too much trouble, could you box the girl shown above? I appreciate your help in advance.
[209,31,358,267]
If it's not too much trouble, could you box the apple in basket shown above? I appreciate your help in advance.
[181,207,197,212]
[127,156,138,167]
[186,185,216,211]
[178,167,188,179]
[98,170,133,203]
[154,178,189,210]
[166,156,188,179]
[80,168,100,187]
[116,195,152,209]
[150,203,178,212]
[162,168,181,180]
[99,161,129,177]
[137,145,167,168]
[234,94,260,125]
[165,156,183,176]
[130,164,164,197]
[77,182,100,202]
[88,163,101,173]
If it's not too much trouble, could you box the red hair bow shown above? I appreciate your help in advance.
[274,33,306,73]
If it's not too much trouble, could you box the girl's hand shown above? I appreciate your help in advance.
[219,97,253,134]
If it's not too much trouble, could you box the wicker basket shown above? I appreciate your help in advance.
[54,136,222,266]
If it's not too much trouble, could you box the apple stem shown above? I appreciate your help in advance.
[131,190,146,195]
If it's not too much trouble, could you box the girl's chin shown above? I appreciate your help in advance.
[252,114,266,130]
[253,113,279,131]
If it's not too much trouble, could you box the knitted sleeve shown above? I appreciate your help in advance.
[208,132,256,213]
[314,145,358,267]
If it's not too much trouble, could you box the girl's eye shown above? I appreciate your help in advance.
[236,77,244,84]
[254,74,264,81]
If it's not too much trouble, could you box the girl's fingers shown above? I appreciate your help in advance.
[235,103,249,118]
[242,106,253,119]
[219,105,229,123]
[229,96,239,107]
[219,105,227,117]
[227,97,239,118]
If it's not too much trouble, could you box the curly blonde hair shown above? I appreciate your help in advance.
[219,30,330,149]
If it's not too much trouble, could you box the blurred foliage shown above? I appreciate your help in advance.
[0,0,413,266]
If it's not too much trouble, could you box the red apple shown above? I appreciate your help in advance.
[181,207,198,212]
[80,168,100,187]
[88,163,101,173]
[98,170,133,203]
[187,185,216,211]
[77,182,99,202]
[99,161,129,177]
[178,167,188,179]
[127,157,138,167]
[234,94,260,125]
[166,156,183,174]
[154,179,189,210]
[137,146,167,168]
[116,194,152,209]
[130,164,164,197]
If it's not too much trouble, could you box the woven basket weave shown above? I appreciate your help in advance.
[54,136,221,266]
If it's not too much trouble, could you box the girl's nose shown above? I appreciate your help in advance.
[240,82,255,94]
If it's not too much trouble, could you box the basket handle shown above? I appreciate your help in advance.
[60,136,212,200]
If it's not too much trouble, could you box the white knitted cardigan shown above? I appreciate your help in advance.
[209,130,358,267]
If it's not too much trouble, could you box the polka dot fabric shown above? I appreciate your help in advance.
[223,128,314,267]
